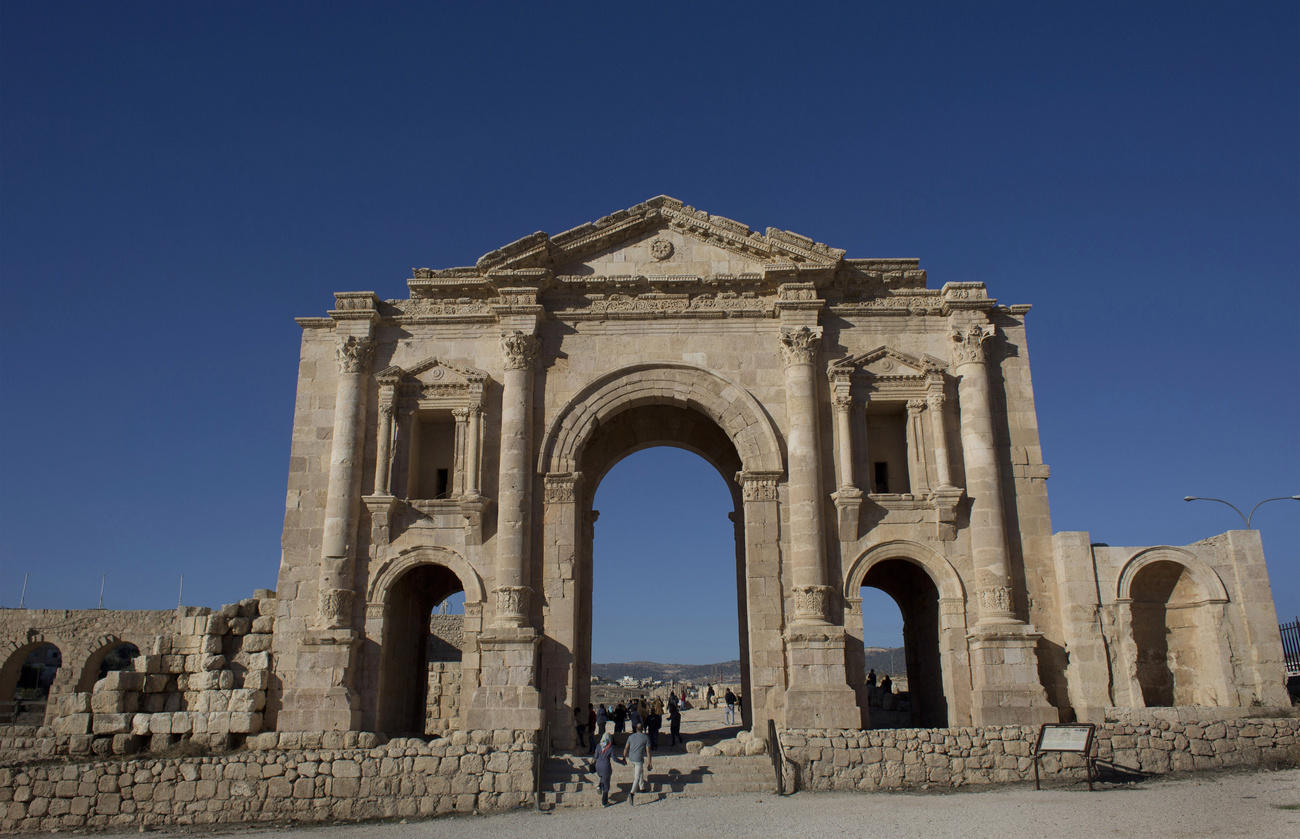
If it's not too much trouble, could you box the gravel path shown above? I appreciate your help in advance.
[142,767,1299,839]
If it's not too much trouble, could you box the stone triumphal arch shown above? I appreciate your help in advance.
[261,196,1289,744]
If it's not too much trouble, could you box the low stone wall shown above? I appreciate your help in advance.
[780,716,1300,790]
[0,729,537,834]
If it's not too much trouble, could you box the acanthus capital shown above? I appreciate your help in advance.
[778,326,822,367]
[950,323,994,367]
[500,330,539,370]
[337,336,374,374]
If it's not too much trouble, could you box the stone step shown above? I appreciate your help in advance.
[540,751,776,809]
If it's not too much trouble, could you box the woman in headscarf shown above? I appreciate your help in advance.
[592,731,617,807]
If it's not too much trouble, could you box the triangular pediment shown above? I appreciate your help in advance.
[473,196,845,277]
[389,358,488,388]
[830,346,944,379]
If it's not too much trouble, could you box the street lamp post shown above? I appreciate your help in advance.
[1183,495,1300,528]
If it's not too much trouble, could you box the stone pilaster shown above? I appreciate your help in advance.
[951,320,1055,725]
[828,371,862,542]
[778,325,859,729]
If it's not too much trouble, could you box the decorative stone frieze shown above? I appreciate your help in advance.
[543,472,580,504]
[737,470,781,502]
[494,586,532,621]
[793,585,834,621]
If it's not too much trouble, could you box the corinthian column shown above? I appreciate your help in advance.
[779,326,832,625]
[493,329,538,628]
[926,391,953,488]
[951,323,1015,624]
[371,374,398,496]
[318,335,373,628]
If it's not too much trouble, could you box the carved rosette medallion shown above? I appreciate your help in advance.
[737,471,780,502]
[778,326,822,367]
[793,585,834,620]
[319,588,354,627]
[977,585,1013,615]
[950,324,994,367]
[337,336,374,374]
[500,331,539,371]
[494,585,532,620]
[543,472,579,504]
[649,238,674,261]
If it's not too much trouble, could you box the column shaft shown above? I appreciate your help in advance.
[319,335,372,627]
[927,392,952,487]
[779,327,831,622]
[494,331,537,624]
[465,406,481,496]
[952,324,1014,623]
[906,399,929,494]
[834,398,854,488]
[372,400,394,496]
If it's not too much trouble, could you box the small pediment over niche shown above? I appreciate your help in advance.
[831,346,944,380]
[388,358,488,405]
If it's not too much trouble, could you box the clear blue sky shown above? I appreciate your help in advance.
[2,2,1296,665]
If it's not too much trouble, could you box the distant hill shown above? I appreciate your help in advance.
[592,660,741,682]
[593,648,906,683]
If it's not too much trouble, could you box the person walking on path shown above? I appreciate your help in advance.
[627,700,642,733]
[614,701,627,735]
[591,732,617,807]
[596,702,609,737]
[724,688,737,725]
[622,722,652,805]
[706,684,715,708]
[668,700,682,747]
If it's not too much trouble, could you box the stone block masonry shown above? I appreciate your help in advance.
[0,729,538,833]
[779,716,1300,791]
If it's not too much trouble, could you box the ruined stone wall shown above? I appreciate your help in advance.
[780,716,1300,791]
[1,593,277,758]
[0,730,537,833]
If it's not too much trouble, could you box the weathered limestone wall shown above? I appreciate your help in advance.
[780,716,1300,791]
[1051,530,1290,721]
[0,730,538,834]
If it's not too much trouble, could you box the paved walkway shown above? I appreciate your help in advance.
[146,767,1299,839]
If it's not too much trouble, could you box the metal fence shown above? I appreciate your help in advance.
[1281,618,1300,677]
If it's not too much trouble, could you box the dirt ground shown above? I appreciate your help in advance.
[125,765,1300,839]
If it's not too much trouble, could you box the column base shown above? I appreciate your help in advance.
[277,629,361,731]
[967,622,1058,726]
[783,625,862,729]
[464,627,544,730]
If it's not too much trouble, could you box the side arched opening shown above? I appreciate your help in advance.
[0,642,62,723]
[376,563,466,736]
[859,559,948,728]
[1129,560,1213,707]
[77,640,140,692]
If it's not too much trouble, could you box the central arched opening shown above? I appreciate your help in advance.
[577,403,750,744]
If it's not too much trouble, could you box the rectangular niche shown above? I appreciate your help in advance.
[866,405,910,494]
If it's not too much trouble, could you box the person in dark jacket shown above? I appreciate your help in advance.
[592,732,617,807]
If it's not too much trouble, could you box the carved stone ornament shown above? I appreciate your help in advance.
[926,392,945,410]
[738,471,780,502]
[951,324,994,367]
[649,238,674,261]
[319,588,354,626]
[500,331,539,371]
[778,326,822,367]
[977,585,1012,615]
[907,398,927,414]
[494,585,531,618]
[833,392,853,410]
[544,473,579,504]
[337,336,374,374]
[793,585,834,620]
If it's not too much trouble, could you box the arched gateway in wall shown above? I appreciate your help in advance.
[265,195,1288,743]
